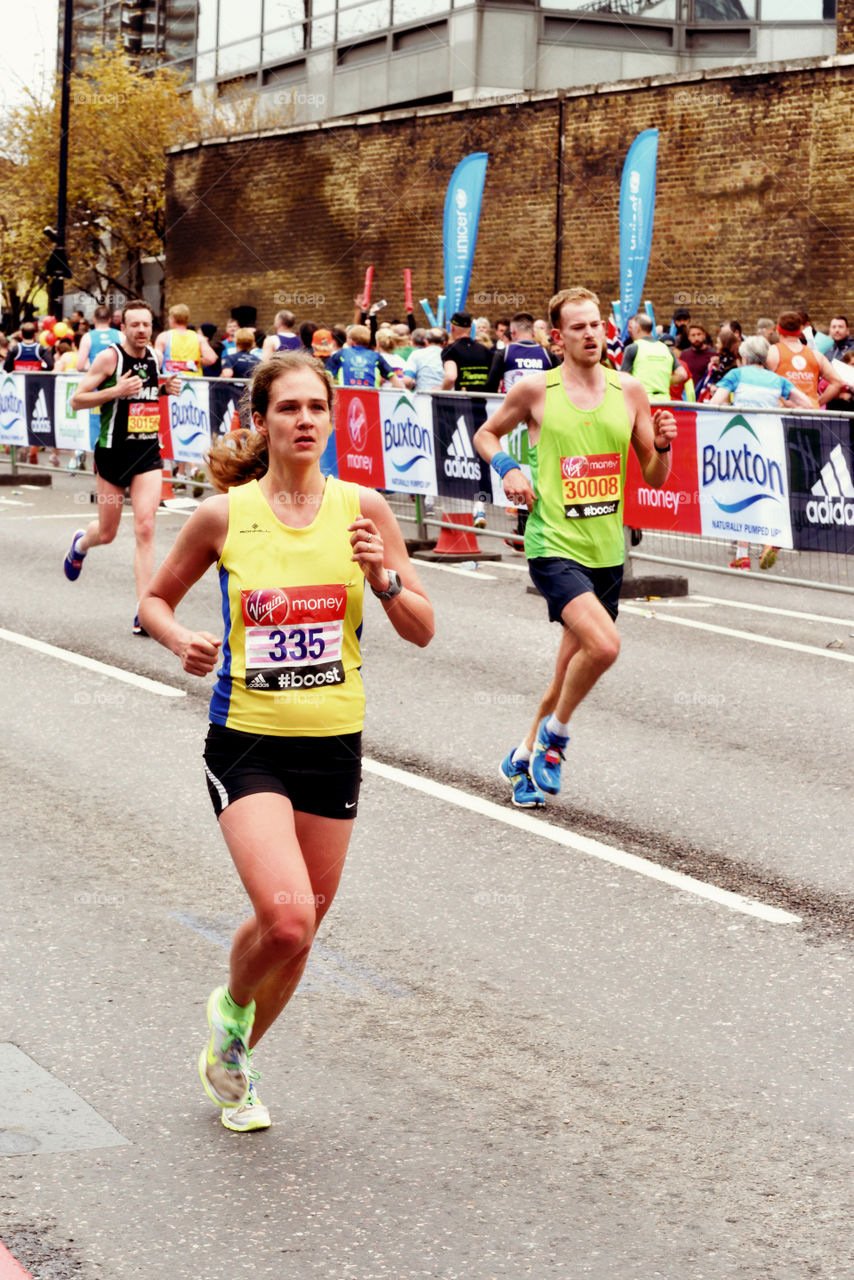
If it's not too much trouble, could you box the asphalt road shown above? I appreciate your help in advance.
[1,472,852,1280]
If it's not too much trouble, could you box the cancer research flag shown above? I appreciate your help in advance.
[619,129,658,340]
[443,153,488,319]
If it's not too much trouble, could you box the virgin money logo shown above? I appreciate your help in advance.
[562,456,588,480]
[348,397,368,452]
[244,589,290,625]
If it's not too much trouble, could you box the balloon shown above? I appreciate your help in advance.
[53,321,70,338]
[42,330,57,346]
[42,315,57,329]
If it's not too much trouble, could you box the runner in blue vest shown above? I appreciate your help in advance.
[325,325,403,388]
[75,304,122,465]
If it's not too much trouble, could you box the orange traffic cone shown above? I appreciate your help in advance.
[416,511,500,562]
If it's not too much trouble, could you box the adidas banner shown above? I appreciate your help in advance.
[786,416,854,554]
[209,381,243,439]
[24,374,56,450]
[432,396,491,500]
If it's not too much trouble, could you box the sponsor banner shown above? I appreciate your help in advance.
[619,128,658,341]
[0,373,28,446]
[697,409,792,548]
[623,409,701,533]
[209,381,242,439]
[443,152,489,318]
[379,388,437,494]
[54,375,90,451]
[166,379,211,465]
[786,416,854,554]
[334,388,384,486]
[24,374,56,449]
[432,396,492,500]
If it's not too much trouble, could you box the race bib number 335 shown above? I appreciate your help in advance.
[240,585,346,692]
[561,453,621,519]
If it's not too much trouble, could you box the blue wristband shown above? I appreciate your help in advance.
[490,451,521,478]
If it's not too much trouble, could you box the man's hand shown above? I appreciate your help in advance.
[503,469,537,511]
[116,370,143,398]
[160,374,181,397]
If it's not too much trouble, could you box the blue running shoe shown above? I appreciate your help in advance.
[499,749,546,808]
[63,530,87,581]
[530,717,568,795]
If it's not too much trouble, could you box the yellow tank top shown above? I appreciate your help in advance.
[209,477,365,736]
[163,329,202,376]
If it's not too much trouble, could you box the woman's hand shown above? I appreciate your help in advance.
[348,515,388,593]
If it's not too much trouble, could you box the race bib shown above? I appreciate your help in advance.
[560,453,621,519]
[241,585,346,692]
[164,359,199,375]
[127,400,160,434]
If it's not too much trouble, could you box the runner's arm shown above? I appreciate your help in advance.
[199,333,218,367]
[623,373,676,489]
[440,359,458,391]
[138,495,229,674]
[352,489,434,647]
[817,352,844,406]
[69,347,124,410]
[75,332,92,372]
[473,376,542,509]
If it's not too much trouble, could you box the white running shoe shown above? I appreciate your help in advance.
[198,986,253,1108]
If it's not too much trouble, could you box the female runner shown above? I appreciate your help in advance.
[139,353,433,1131]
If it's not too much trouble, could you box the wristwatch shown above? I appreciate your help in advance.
[371,569,403,600]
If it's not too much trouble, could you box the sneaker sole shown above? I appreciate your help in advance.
[221,1107,272,1132]
[498,762,546,808]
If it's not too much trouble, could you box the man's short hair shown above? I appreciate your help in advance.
[636,313,655,334]
[122,299,154,323]
[777,311,803,335]
[93,304,111,324]
[410,328,428,347]
[21,321,36,339]
[449,311,471,328]
[235,327,255,351]
[347,324,370,346]
[510,312,535,332]
[276,309,295,328]
[427,328,445,345]
[739,335,769,366]
[169,303,190,325]
[831,315,849,328]
[548,287,600,330]
[756,317,775,333]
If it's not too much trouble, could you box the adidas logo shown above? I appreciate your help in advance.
[31,388,51,434]
[248,673,268,689]
[444,415,481,480]
[806,442,854,527]
[218,403,237,437]
[810,443,854,498]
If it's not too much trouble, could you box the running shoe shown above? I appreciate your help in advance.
[728,556,750,570]
[499,750,546,808]
[198,985,254,1109]
[63,530,87,581]
[221,1059,271,1132]
[759,545,779,571]
[530,717,568,796]
[132,614,149,637]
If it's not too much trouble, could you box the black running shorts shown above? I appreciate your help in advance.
[94,443,163,488]
[203,723,362,820]
[528,556,623,623]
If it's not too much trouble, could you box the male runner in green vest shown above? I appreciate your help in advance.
[620,312,686,399]
[473,287,677,807]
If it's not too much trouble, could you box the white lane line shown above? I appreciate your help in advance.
[0,509,195,521]
[0,628,186,697]
[363,759,800,925]
[490,559,530,572]
[619,606,854,662]
[692,594,854,627]
[413,559,497,580]
[0,497,32,506]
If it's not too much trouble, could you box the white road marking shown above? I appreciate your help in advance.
[413,559,497,580]
[619,606,854,662]
[0,497,32,506]
[0,509,194,521]
[692,594,854,627]
[0,628,186,697]
[363,759,801,925]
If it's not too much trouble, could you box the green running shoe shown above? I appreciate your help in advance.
[221,1057,271,1132]
[198,985,254,1108]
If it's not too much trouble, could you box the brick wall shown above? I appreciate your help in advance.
[166,56,854,337]
[838,0,854,54]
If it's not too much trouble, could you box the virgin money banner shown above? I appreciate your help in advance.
[166,379,211,465]
[619,129,658,340]
[624,409,701,533]
[786,415,854,554]
[334,387,384,487]
[54,374,90,451]
[697,409,792,548]
[443,152,488,318]
[0,373,27,446]
[379,389,437,495]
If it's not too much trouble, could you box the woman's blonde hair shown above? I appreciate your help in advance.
[207,353,335,491]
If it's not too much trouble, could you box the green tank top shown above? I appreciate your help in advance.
[630,338,675,398]
[524,365,632,568]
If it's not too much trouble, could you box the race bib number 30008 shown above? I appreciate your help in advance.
[560,453,622,519]
[241,585,346,693]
